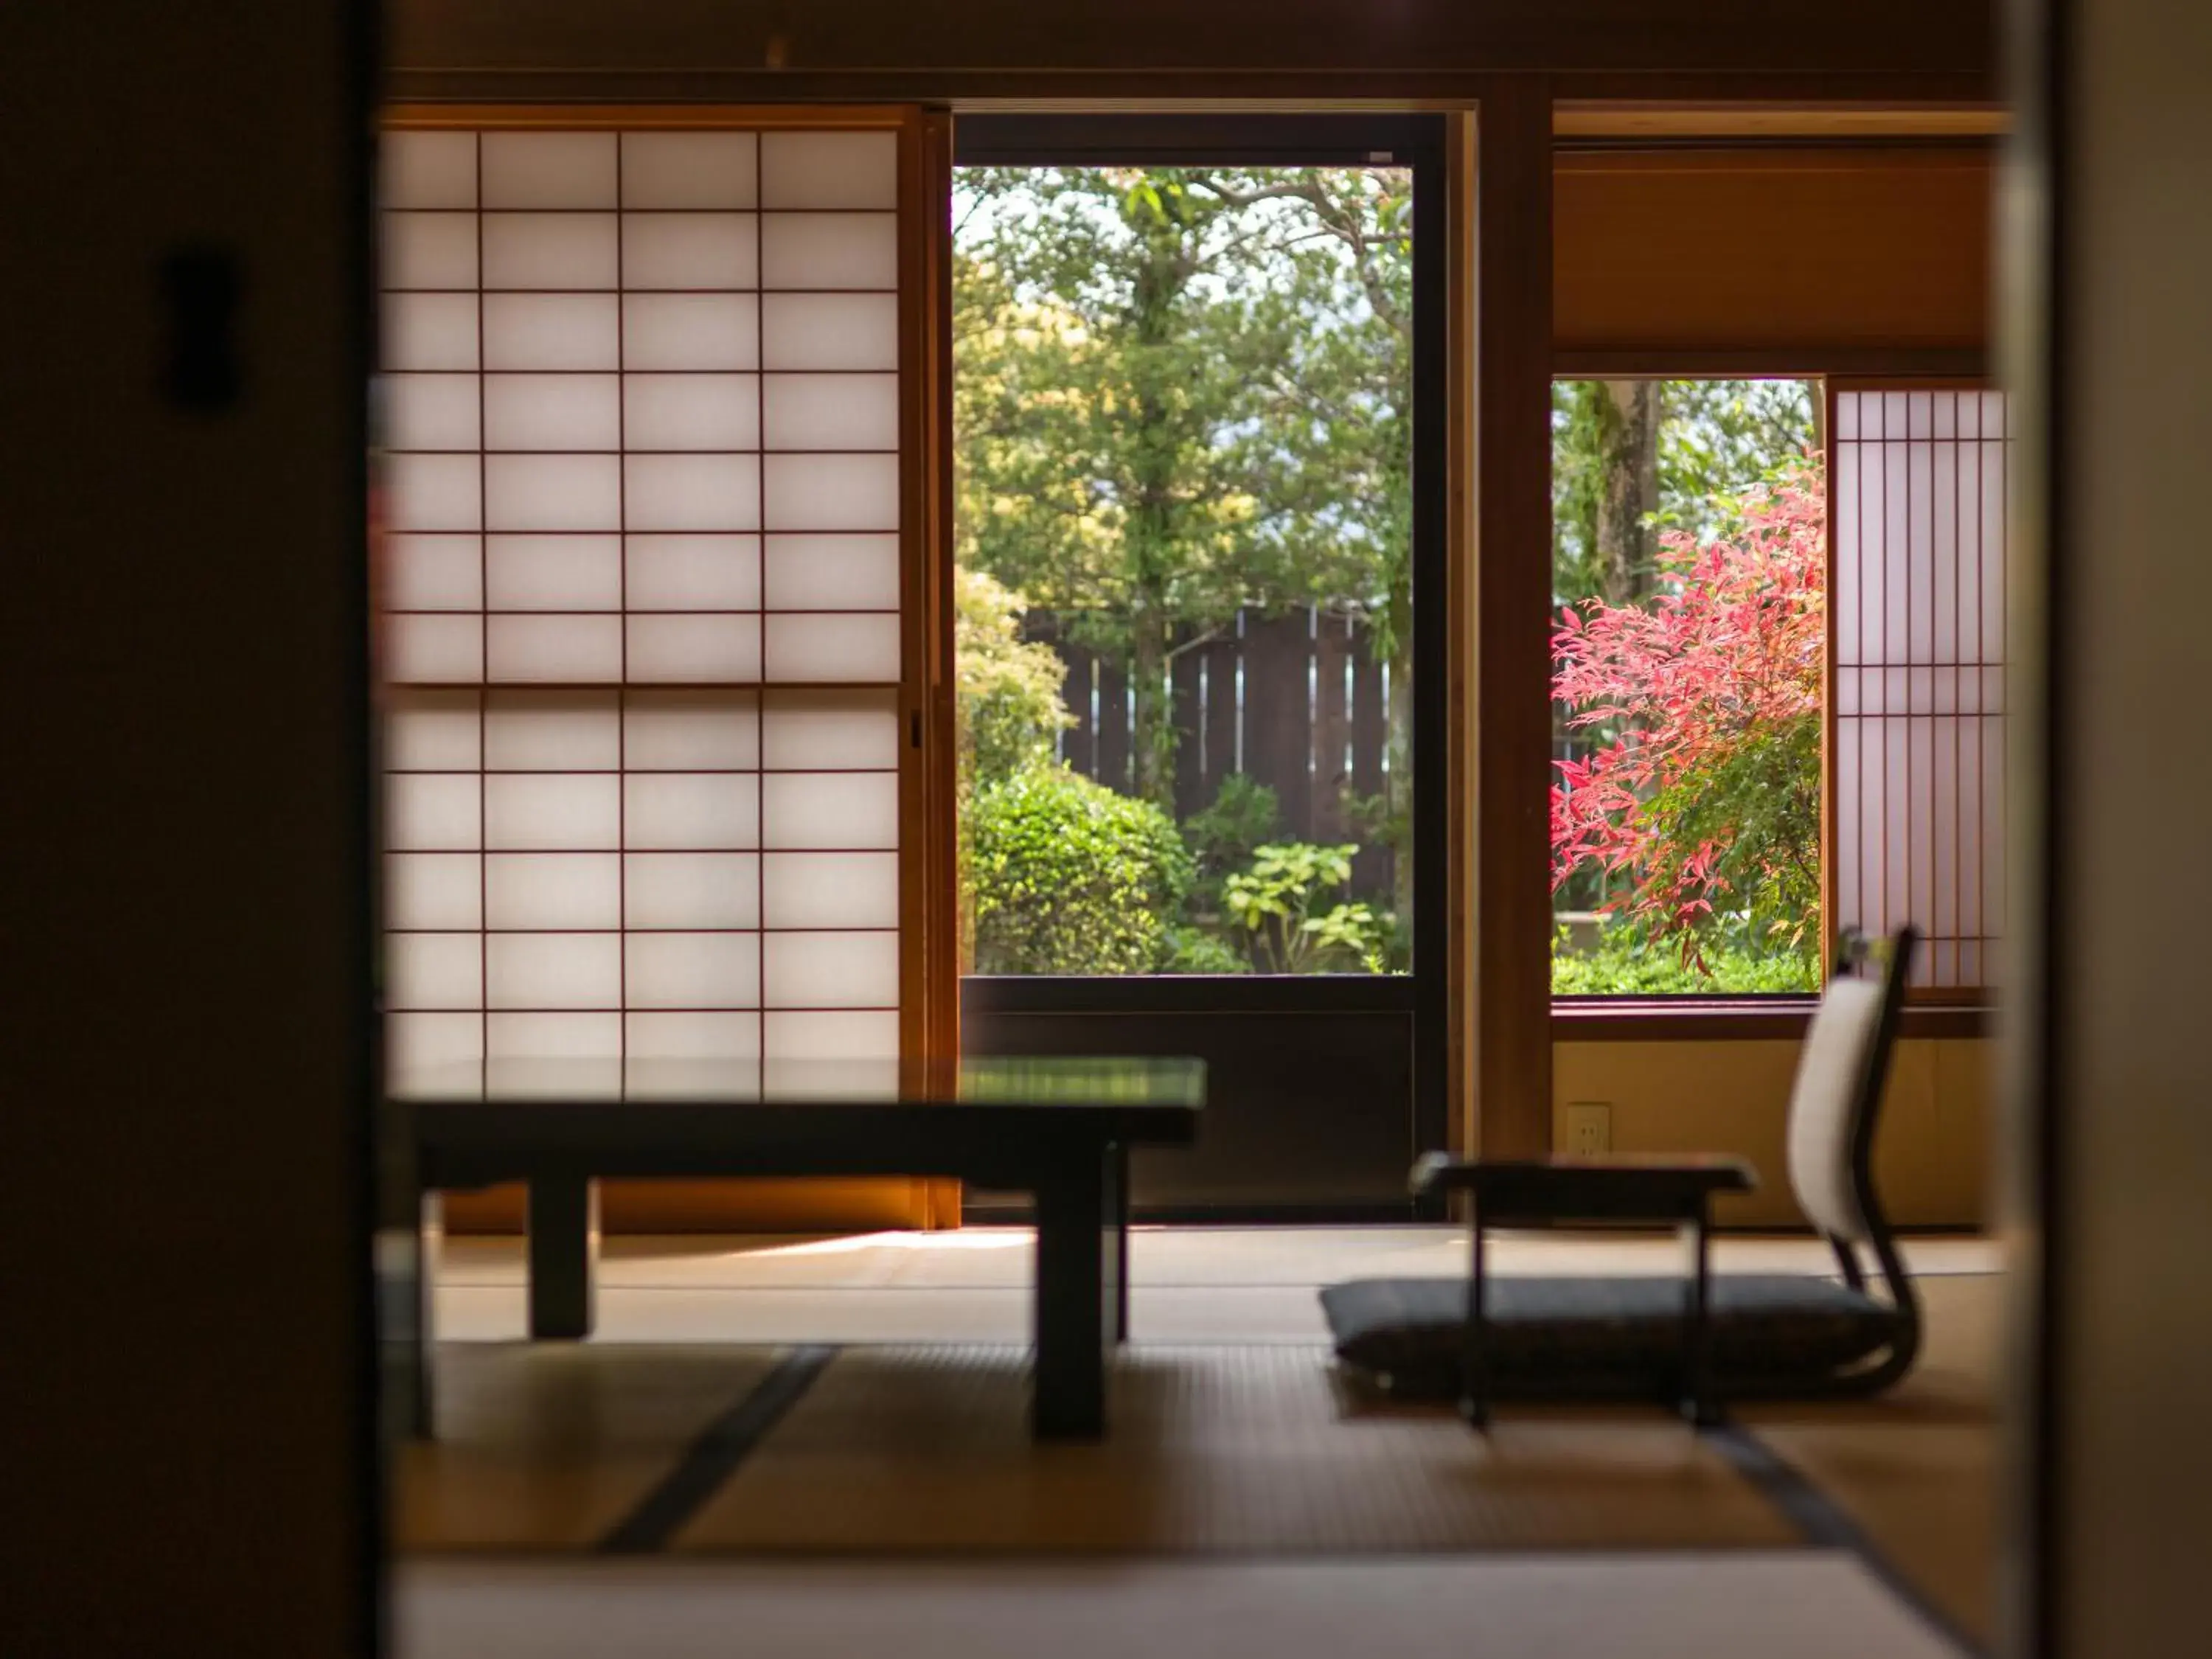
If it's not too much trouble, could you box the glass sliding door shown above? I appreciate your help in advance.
[952,116,1447,1217]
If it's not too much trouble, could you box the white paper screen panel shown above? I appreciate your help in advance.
[1832,389,2009,990]
[378,122,905,1073]
[385,684,900,1065]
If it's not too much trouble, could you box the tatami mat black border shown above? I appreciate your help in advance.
[598,1344,841,1555]
[1710,1422,1985,1659]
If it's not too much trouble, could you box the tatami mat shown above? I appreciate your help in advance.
[435,1227,2001,1293]
[675,1344,1799,1555]
[1739,1274,2000,1646]
[395,1344,787,1551]
[399,1554,1969,1659]
[403,1226,2001,1645]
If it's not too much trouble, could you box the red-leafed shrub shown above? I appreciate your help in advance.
[1551,456,1825,981]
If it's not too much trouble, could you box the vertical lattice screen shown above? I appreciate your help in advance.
[378,125,904,1075]
[1832,389,2008,990]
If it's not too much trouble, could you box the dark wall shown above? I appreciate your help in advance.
[3,0,379,1651]
[388,0,1997,97]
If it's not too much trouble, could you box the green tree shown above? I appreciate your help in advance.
[1554,378,1818,608]
[955,167,1412,821]
[953,565,1071,799]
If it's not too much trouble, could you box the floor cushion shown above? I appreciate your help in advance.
[1319,1274,1902,1402]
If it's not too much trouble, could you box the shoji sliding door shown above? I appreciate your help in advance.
[375,110,948,1100]
[1829,385,2010,993]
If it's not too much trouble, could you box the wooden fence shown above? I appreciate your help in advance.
[1028,608,1400,900]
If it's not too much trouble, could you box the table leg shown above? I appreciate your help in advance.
[528,1175,597,1340]
[1032,1150,1114,1439]
[1460,1215,1490,1430]
[411,1191,441,1437]
[1113,1143,1130,1344]
[1683,1206,1719,1427]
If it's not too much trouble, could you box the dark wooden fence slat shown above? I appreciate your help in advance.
[1313,610,1353,844]
[1096,651,1131,794]
[1203,630,1240,813]
[1240,608,1314,838]
[1171,629,1206,823]
[1027,610,1396,907]
[1060,644,1096,779]
[1349,624,1391,900]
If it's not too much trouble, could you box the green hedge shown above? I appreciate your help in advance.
[968,765,1192,975]
[1550,922,1817,995]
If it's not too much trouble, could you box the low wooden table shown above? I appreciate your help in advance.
[384,1056,1203,1441]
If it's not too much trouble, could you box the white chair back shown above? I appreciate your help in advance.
[1785,966,1891,1244]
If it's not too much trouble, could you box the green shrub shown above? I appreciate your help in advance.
[969,765,1192,974]
[1549,920,1817,995]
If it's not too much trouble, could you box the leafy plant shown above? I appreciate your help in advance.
[1161,926,1252,975]
[968,764,1191,975]
[1222,842,1385,973]
[1550,921,1815,996]
[1180,773,1281,911]
[1550,455,1825,984]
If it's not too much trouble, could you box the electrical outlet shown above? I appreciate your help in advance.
[1565,1102,1612,1158]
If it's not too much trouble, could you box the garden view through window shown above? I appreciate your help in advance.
[1551,379,1825,995]
[954,164,1415,976]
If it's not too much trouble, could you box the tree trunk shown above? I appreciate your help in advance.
[1596,379,1660,605]
[1130,608,1172,807]
[1124,218,1183,811]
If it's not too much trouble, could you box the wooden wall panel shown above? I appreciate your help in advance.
[1552,1037,1992,1228]
[1472,84,1557,1158]
[1555,147,1995,364]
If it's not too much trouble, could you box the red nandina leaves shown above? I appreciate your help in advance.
[1551,457,1826,972]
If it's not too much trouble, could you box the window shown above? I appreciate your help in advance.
[375,121,915,1079]
[1549,378,2008,1001]
[1550,379,1824,995]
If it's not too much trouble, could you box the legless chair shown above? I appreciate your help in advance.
[1320,927,1922,1426]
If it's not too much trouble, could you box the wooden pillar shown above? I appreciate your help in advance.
[1469,83,1555,1157]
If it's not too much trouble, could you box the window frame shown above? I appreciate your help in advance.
[1545,370,2002,1038]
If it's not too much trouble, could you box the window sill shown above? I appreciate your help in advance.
[1551,998,1993,1041]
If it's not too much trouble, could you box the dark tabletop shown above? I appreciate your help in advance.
[389,1054,1204,1110]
